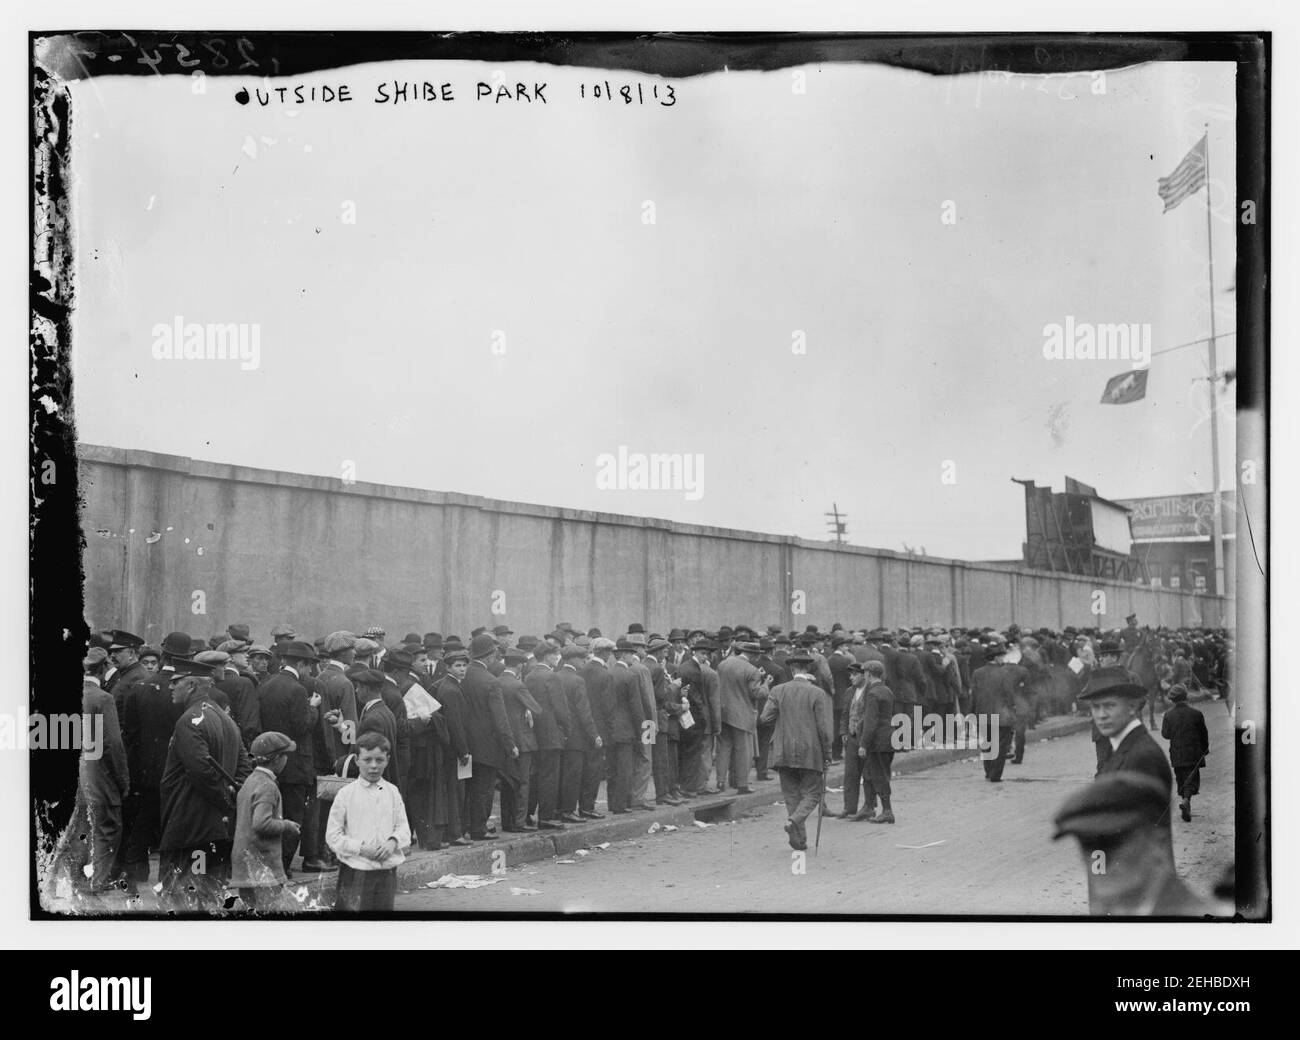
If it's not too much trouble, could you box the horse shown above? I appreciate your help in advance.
[1122,630,1167,728]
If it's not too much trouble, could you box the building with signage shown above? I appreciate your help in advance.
[1113,491,1236,597]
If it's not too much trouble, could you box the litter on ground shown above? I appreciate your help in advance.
[424,874,506,889]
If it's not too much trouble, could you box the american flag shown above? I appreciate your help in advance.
[1157,134,1208,213]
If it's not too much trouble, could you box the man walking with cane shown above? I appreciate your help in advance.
[759,650,833,852]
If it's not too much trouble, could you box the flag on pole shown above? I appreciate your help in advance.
[1100,368,1148,404]
[1157,135,1208,213]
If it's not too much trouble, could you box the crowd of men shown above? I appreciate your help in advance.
[54,613,1233,912]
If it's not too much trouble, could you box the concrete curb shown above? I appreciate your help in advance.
[379,714,1094,889]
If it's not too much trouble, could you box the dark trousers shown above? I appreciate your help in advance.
[466,764,499,838]
[579,745,606,813]
[1174,764,1202,798]
[652,736,677,801]
[335,864,397,912]
[755,721,775,779]
[607,742,634,812]
[983,725,1014,781]
[532,748,562,821]
[120,787,163,884]
[831,694,849,759]
[842,747,869,815]
[500,751,532,828]
[558,749,585,815]
[862,751,894,806]
[279,782,310,873]
[299,784,326,862]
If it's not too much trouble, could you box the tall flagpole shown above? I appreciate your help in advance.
[1203,127,1225,596]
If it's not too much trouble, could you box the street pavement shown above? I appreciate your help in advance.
[397,703,1236,915]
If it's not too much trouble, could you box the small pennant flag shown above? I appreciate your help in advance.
[1157,135,1208,213]
[1100,368,1148,404]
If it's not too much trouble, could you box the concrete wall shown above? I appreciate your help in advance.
[76,444,1232,646]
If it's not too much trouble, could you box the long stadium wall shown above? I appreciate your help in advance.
[74,444,1232,646]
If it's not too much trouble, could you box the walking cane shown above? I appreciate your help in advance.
[814,769,825,857]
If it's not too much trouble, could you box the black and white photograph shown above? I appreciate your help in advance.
[15,6,1283,964]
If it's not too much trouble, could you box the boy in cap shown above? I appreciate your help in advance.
[231,731,302,912]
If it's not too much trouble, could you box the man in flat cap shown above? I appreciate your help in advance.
[1054,772,1212,916]
[828,633,859,761]
[217,640,261,748]
[760,651,833,851]
[256,641,321,874]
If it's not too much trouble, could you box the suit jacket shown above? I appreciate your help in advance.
[106,660,149,713]
[857,681,896,752]
[760,677,833,772]
[828,650,856,701]
[217,668,261,748]
[1160,703,1210,768]
[525,664,571,751]
[159,684,252,850]
[559,663,599,750]
[433,675,470,759]
[584,659,616,745]
[609,660,648,743]
[121,667,184,791]
[499,670,542,754]
[717,654,765,733]
[356,696,400,785]
[970,662,1030,722]
[313,662,359,765]
[255,667,318,786]
[461,659,516,769]
[1097,721,1174,806]
[80,678,129,804]
[630,660,657,744]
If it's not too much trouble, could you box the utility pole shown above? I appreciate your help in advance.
[824,503,847,546]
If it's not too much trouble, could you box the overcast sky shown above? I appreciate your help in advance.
[68,57,1236,559]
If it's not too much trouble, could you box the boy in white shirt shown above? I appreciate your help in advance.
[325,731,411,911]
